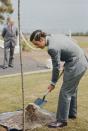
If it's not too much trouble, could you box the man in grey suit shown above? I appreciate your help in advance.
[2,17,18,69]
[30,30,88,128]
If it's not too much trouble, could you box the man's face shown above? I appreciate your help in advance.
[32,38,46,49]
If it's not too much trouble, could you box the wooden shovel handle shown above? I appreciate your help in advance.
[43,70,64,101]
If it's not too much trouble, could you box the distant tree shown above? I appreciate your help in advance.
[0,0,14,23]
[72,32,88,36]
[85,32,88,36]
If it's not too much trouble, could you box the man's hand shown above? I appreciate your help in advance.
[48,84,55,92]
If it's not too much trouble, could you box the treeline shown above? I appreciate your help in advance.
[71,32,88,36]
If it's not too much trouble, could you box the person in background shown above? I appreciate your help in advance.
[2,17,18,69]
[30,30,88,128]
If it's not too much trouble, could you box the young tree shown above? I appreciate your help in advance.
[0,0,13,23]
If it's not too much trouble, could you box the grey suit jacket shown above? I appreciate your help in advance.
[2,24,18,48]
[46,34,88,86]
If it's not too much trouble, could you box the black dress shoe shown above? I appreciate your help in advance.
[9,64,14,68]
[48,121,67,128]
[9,129,22,131]
[2,66,8,69]
[69,115,77,119]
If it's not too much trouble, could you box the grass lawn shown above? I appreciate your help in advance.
[0,71,88,131]
[72,36,88,48]
[78,42,88,48]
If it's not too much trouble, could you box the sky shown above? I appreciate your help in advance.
[10,0,88,33]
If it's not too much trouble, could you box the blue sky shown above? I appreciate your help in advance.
[11,0,88,33]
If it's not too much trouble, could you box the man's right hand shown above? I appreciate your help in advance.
[48,84,55,92]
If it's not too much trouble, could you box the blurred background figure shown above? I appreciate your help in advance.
[2,17,18,69]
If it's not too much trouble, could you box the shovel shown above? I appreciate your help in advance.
[34,89,50,107]
[34,70,64,107]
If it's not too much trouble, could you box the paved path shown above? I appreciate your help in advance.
[0,48,48,76]
[0,47,88,77]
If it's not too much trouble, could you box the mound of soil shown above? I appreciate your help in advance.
[0,103,56,131]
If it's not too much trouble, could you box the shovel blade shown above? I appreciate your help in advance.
[34,98,47,107]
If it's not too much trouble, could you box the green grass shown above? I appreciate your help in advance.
[78,42,88,48]
[0,71,88,131]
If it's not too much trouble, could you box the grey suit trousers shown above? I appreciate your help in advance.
[3,42,15,67]
[56,70,86,122]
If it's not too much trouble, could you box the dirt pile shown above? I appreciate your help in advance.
[0,103,56,130]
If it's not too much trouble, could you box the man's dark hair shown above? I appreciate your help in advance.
[30,30,47,42]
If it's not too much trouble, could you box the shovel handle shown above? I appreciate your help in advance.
[42,70,64,101]
[59,69,64,79]
[42,90,50,101]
